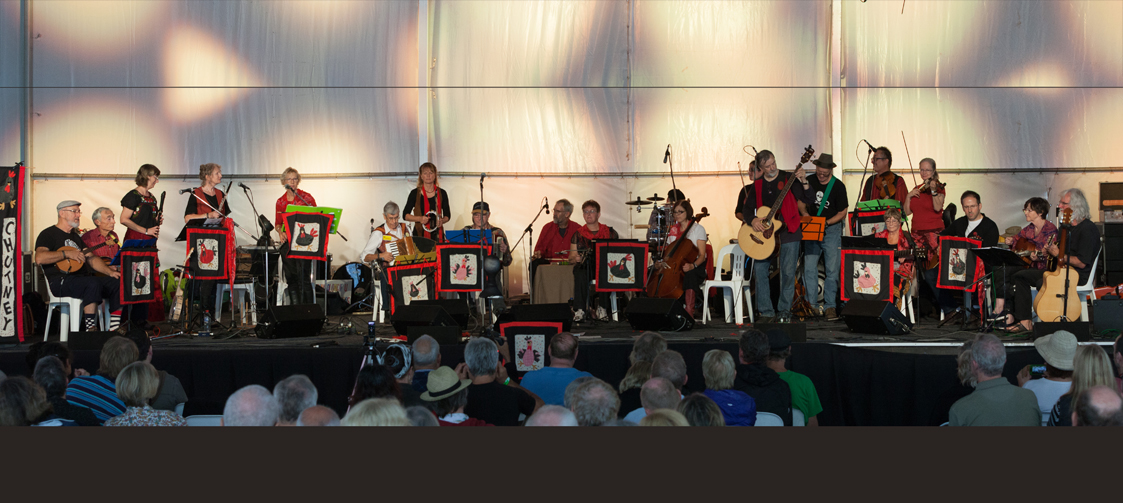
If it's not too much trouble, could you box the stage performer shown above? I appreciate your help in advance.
[736,149,805,324]
[362,201,410,318]
[530,199,579,286]
[403,162,450,242]
[81,207,120,269]
[183,163,232,325]
[658,199,707,319]
[941,191,1000,323]
[118,164,165,327]
[904,158,958,322]
[874,208,915,305]
[647,188,685,245]
[462,201,512,298]
[858,146,908,208]
[35,200,123,332]
[276,167,318,305]
[796,153,848,321]
[1003,190,1093,335]
[569,200,619,323]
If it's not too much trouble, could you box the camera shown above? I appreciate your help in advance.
[368,321,376,337]
[1030,364,1046,379]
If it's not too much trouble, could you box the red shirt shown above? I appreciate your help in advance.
[275,189,317,233]
[534,220,580,261]
[860,173,908,206]
[874,229,914,279]
[909,188,946,232]
[80,228,120,261]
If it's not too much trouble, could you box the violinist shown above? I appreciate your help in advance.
[1003,189,1099,335]
[905,158,957,321]
[859,146,908,208]
[873,208,914,304]
[569,200,618,322]
[655,199,707,319]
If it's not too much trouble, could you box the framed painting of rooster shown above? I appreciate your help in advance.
[435,244,483,292]
[500,322,563,377]
[839,248,894,302]
[119,249,159,305]
[937,236,983,291]
[387,262,437,315]
[594,241,648,292]
[185,226,231,280]
[281,211,335,261]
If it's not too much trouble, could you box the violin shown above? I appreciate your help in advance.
[915,175,946,196]
[646,207,710,300]
[875,172,898,199]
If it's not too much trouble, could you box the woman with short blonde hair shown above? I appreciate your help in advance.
[639,409,689,427]
[341,397,411,426]
[105,361,187,426]
[701,350,756,426]
[275,167,318,304]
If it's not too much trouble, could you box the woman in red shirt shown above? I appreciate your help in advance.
[276,167,317,305]
[874,208,915,305]
[904,158,957,318]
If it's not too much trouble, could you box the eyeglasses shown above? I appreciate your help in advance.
[873,157,888,161]
[583,210,598,215]
[673,210,686,215]
[284,177,298,183]
[61,209,81,214]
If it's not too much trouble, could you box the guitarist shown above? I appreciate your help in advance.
[1004,189,1101,335]
[34,200,124,332]
[568,200,619,323]
[119,163,164,327]
[736,150,806,324]
[796,154,848,321]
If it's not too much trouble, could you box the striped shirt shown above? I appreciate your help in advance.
[66,375,127,424]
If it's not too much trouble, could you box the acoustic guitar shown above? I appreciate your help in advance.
[738,146,815,260]
[1034,209,1081,323]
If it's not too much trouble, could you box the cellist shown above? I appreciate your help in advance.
[654,199,708,318]
[1003,189,1101,335]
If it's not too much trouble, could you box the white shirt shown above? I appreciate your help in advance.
[1023,378,1072,426]
[360,222,407,263]
[667,222,706,246]
[965,218,982,237]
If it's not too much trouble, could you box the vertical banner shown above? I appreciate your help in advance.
[0,164,25,341]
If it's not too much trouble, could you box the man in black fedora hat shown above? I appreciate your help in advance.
[797,153,847,321]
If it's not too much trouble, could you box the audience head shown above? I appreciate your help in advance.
[405,406,440,427]
[1034,331,1077,379]
[564,376,596,408]
[569,379,620,426]
[274,374,318,425]
[296,405,340,427]
[124,327,153,363]
[640,409,690,427]
[526,405,579,426]
[1069,345,1117,412]
[421,366,471,418]
[411,335,441,370]
[640,377,681,413]
[956,340,977,387]
[630,332,667,365]
[26,342,73,377]
[223,385,280,426]
[702,350,736,391]
[1072,385,1123,426]
[766,329,793,363]
[0,376,51,426]
[651,350,687,390]
[382,344,413,381]
[464,337,499,378]
[99,336,139,381]
[677,393,726,427]
[342,398,411,426]
[115,361,161,408]
[970,334,1006,379]
[739,329,770,365]
[548,332,579,363]
[350,364,401,407]
[1113,334,1122,377]
[33,356,69,400]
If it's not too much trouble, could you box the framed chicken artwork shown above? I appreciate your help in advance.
[500,322,563,378]
[119,249,160,305]
[937,236,983,291]
[281,211,335,261]
[839,248,894,302]
[594,241,648,292]
[185,226,231,281]
[435,244,483,293]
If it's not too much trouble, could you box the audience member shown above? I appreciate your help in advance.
[223,384,280,426]
[563,376,596,409]
[733,329,793,425]
[1114,334,1122,394]
[342,397,411,426]
[421,366,491,426]
[765,330,822,426]
[105,362,187,426]
[1071,385,1123,426]
[411,335,441,393]
[701,349,756,426]
[949,334,1039,426]
[1018,330,1076,425]
[622,351,687,422]
[0,376,74,426]
[928,340,977,426]
[383,344,423,407]
[273,374,318,426]
[568,378,620,426]
[617,331,667,417]
[125,327,188,412]
[520,332,594,406]
[349,364,402,409]
[1049,345,1116,426]
[526,404,579,426]
[33,356,99,426]
[405,405,440,427]
[677,393,726,427]
[297,405,341,427]
[462,337,542,426]
[26,341,89,379]
[639,409,689,427]
[66,336,136,423]
[624,377,681,423]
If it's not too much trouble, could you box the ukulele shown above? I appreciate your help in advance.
[738,145,815,260]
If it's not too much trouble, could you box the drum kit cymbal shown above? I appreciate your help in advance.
[624,194,667,213]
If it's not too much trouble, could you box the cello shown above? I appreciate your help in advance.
[1033,208,1081,323]
[647,207,710,299]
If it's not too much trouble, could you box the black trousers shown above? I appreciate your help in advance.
[573,262,610,312]
[1008,268,1046,322]
[283,256,314,305]
[48,275,121,312]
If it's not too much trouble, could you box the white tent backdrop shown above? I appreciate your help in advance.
[2,0,1121,301]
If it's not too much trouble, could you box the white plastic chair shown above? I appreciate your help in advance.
[371,278,385,323]
[702,244,748,325]
[185,414,223,427]
[216,281,257,327]
[44,287,108,342]
[792,408,806,427]
[588,279,619,322]
[754,411,784,427]
[1030,248,1100,322]
[174,403,185,417]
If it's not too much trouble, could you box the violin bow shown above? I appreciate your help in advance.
[901,131,919,187]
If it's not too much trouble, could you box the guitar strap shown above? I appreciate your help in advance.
[816,177,836,217]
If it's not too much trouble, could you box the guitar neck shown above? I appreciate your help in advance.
[762,172,797,223]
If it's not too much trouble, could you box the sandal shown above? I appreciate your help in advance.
[1004,324,1032,336]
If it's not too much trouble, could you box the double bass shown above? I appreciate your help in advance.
[1033,208,1080,323]
[647,207,709,300]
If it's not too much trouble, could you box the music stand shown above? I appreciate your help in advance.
[445,229,493,245]
[971,247,1027,332]
[841,236,892,250]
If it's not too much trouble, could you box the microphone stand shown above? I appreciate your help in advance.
[854,140,875,215]
[510,199,549,304]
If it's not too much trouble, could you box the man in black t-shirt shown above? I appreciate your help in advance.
[797,154,848,320]
[34,200,123,331]
[461,338,542,426]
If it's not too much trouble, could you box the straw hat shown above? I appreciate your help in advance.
[1000,226,1022,241]
[420,366,471,401]
[1033,330,1077,371]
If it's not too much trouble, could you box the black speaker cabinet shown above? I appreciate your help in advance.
[256,304,326,339]
[752,322,808,343]
[67,331,119,351]
[391,304,459,336]
[1033,321,1093,342]
[410,299,470,328]
[842,300,912,335]
[406,325,462,346]
[1091,297,1123,333]
[625,298,694,332]
[497,303,573,332]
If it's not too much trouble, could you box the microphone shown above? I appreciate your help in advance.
[663,145,671,164]
[863,139,876,152]
[238,182,250,191]
[284,184,294,192]
[480,173,486,182]
[545,197,550,214]
[179,187,192,194]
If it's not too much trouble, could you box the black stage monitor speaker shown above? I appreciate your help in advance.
[406,325,462,346]
[256,304,326,339]
[67,331,119,351]
[410,299,470,328]
[626,298,694,332]
[752,322,807,343]
[1033,321,1093,342]
[843,300,912,336]
[498,303,573,332]
[1091,298,1123,333]
[391,304,458,336]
